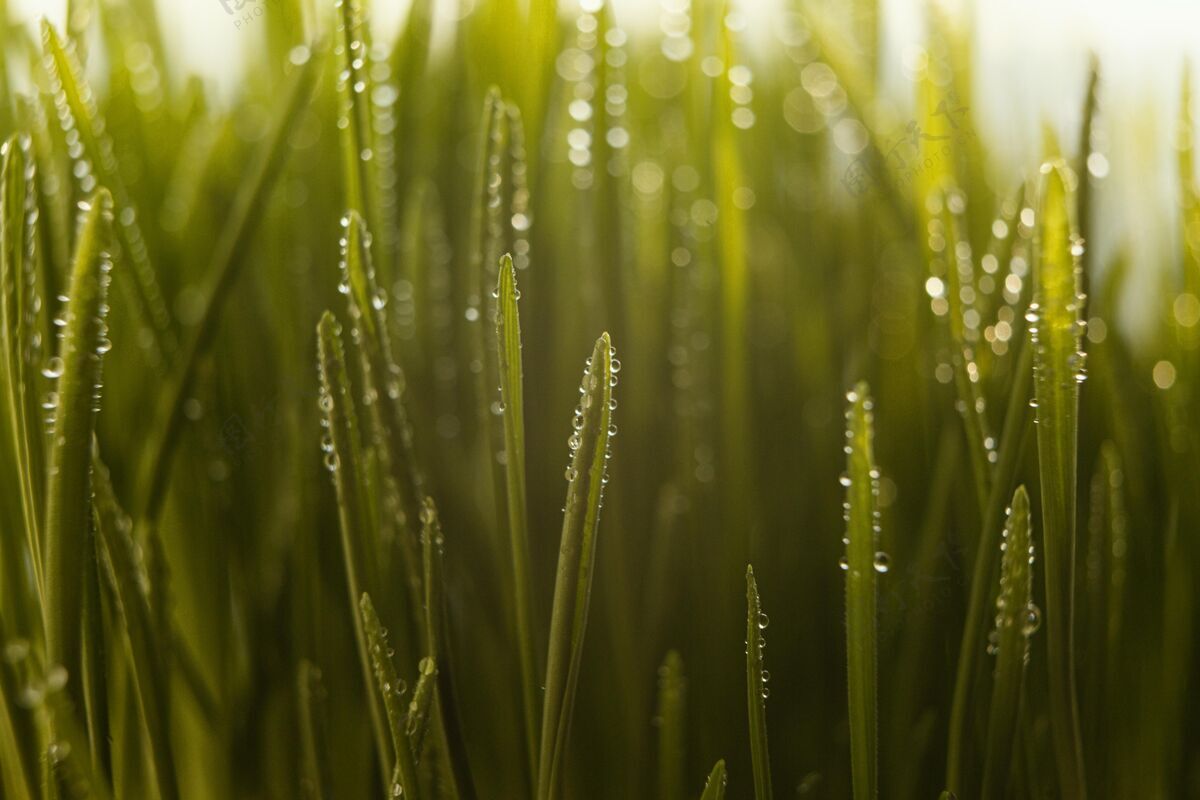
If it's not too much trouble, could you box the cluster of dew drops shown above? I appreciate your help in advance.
[563,345,621,489]
[42,198,115,431]
[838,388,890,576]
[988,508,1042,662]
[745,605,771,701]
[1026,238,1089,424]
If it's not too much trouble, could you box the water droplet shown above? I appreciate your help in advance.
[838,555,849,571]
[42,356,64,378]
[873,552,890,573]
[1022,603,1042,636]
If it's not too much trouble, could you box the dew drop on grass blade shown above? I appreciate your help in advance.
[699,759,728,800]
[537,333,615,800]
[496,253,541,782]
[745,565,773,800]
[843,381,879,800]
[1030,158,1088,799]
[981,486,1037,800]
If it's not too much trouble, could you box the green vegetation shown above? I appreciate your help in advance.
[0,0,1197,798]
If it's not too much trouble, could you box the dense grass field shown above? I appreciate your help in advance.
[1,0,1198,798]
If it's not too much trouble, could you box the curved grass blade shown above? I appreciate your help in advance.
[135,45,320,527]
[537,333,616,800]
[360,593,421,800]
[316,311,391,791]
[745,566,772,800]
[0,134,47,597]
[843,382,879,800]
[699,759,727,800]
[1030,159,1088,799]
[496,253,540,779]
[981,486,1036,800]
[92,450,177,800]
[656,650,685,800]
[40,21,176,366]
[42,188,112,687]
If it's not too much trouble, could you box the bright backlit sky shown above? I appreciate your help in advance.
[11,0,1200,333]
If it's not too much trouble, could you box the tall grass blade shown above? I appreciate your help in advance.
[42,188,112,689]
[980,486,1036,800]
[537,333,616,800]
[1030,159,1088,798]
[40,21,176,366]
[745,566,773,800]
[360,593,421,800]
[92,451,177,800]
[406,656,437,755]
[496,253,541,779]
[315,310,391,789]
[136,45,320,527]
[936,185,995,513]
[656,650,685,800]
[843,382,879,800]
[0,134,46,596]
[945,340,1034,792]
[419,497,474,799]
[699,759,728,800]
[0,650,35,800]
[297,660,329,800]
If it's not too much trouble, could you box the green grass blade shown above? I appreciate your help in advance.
[297,660,329,800]
[419,497,474,799]
[745,566,773,800]
[92,450,177,800]
[843,381,879,800]
[1030,159,1088,799]
[40,21,176,366]
[945,339,1034,793]
[0,650,35,800]
[360,593,421,800]
[42,188,112,688]
[316,310,392,791]
[496,253,540,779]
[0,134,46,597]
[656,650,685,800]
[937,185,995,513]
[699,759,727,800]
[135,45,320,528]
[981,486,1036,800]
[537,332,616,800]
[406,656,437,756]
[339,211,424,522]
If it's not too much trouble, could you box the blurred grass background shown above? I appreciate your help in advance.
[1,0,1199,798]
